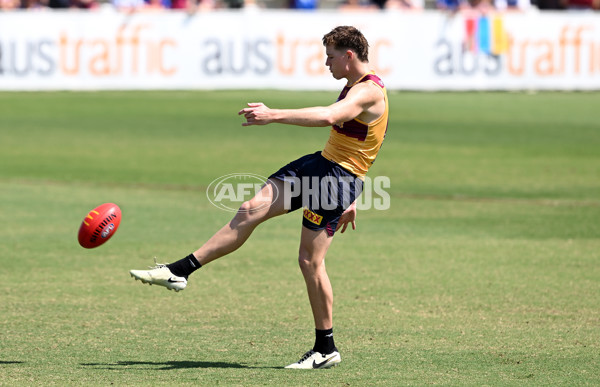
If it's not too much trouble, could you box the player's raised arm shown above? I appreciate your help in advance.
[238,102,335,127]
[238,84,380,128]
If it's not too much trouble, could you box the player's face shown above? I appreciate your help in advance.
[325,45,349,80]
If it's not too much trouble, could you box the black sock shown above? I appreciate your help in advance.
[313,328,336,355]
[166,254,202,278]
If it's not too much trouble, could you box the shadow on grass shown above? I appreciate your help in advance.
[0,361,25,365]
[81,360,278,370]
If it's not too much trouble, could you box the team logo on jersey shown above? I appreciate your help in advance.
[303,208,323,226]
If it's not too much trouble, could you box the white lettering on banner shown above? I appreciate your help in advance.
[1,10,600,90]
[0,40,55,76]
[433,14,599,80]
[0,22,177,79]
[201,38,271,76]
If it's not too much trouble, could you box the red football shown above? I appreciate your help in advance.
[78,203,122,249]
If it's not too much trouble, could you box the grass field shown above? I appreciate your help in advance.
[0,90,599,386]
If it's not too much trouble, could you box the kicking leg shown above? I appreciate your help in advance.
[193,178,288,266]
[130,178,289,290]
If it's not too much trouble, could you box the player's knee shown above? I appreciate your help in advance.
[235,199,265,224]
[298,250,318,273]
[238,200,253,215]
[234,201,255,223]
[298,255,310,273]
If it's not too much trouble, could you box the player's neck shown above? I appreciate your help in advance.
[345,64,373,86]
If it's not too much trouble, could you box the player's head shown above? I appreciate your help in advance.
[322,26,369,63]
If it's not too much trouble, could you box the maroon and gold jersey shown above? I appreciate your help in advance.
[321,72,389,178]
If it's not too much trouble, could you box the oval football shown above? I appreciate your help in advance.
[78,203,122,249]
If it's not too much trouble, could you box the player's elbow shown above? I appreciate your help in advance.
[322,111,339,126]
[323,105,354,127]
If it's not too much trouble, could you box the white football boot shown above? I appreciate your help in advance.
[284,350,341,369]
[129,259,187,292]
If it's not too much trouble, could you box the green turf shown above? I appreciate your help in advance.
[0,90,599,385]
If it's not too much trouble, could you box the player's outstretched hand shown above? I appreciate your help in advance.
[238,102,272,126]
[338,201,357,234]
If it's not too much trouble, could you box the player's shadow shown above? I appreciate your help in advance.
[81,360,276,370]
[0,361,24,365]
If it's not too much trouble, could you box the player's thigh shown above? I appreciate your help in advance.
[245,178,289,220]
[298,226,334,266]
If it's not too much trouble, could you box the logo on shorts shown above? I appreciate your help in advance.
[303,208,323,226]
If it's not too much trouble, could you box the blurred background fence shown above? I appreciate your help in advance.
[1,7,599,90]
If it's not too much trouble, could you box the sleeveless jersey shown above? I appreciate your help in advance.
[321,73,388,178]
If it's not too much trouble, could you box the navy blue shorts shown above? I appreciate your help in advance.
[270,151,363,236]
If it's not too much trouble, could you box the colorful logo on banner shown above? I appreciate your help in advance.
[464,14,508,56]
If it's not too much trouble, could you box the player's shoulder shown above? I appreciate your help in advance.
[362,74,385,89]
[350,78,385,102]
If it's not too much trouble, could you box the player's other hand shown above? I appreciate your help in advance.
[238,102,272,126]
[338,201,357,234]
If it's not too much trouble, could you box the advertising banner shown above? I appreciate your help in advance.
[1,9,599,90]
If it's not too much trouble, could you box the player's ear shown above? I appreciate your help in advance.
[345,50,353,60]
